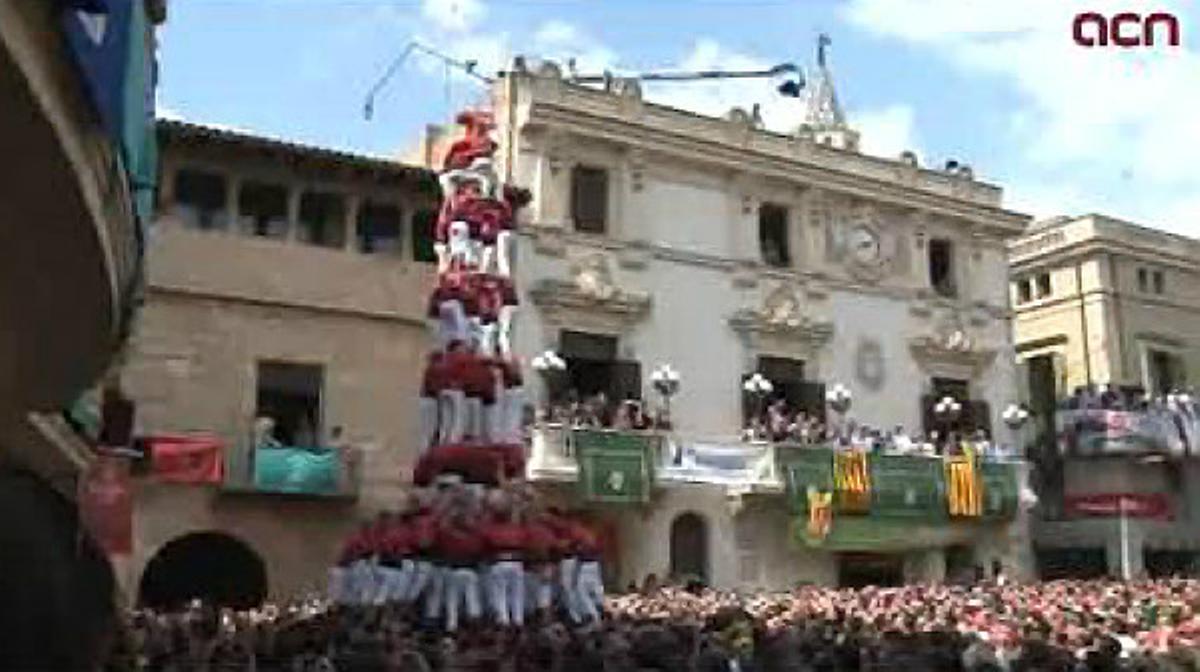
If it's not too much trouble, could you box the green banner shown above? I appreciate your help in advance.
[254,446,338,495]
[980,462,1019,518]
[781,448,834,514]
[792,515,933,552]
[870,455,946,520]
[574,430,657,504]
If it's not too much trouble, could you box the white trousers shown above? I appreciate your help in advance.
[524,568,554,615]
[437,300,468,349]
[464,397,483,442]
[501,387,526,444]
[349,559,377,606]
[497,305,516,357]
[559,557,580,622]
[576,560,604,622]
[374,561,414,605]
[422,565,446,620]
[406,560,434,603]
[488,561,525,627]
[496,231,513,278]
[418,398,439,455]
[439,390,466,444]
[444,568,482,632]
[328,567,350,605]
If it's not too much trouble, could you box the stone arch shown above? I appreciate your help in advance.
[669,511,709,583]
[138,531,267,610]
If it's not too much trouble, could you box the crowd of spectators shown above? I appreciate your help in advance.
[110,578,1200,671]
[540,391,672,432]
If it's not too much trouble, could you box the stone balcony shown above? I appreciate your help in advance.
[527,424,786,494]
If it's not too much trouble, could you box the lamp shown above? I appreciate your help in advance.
[743,373,774,428]
[1002,403,1031,459]
[825,384,853,441]
[933,395,963,453]
[531,350,566,419]
[650,364,681,429]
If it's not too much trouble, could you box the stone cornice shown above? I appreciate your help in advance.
[523,103,1029,237]
[908,337,998,376]
[729,309,836,349]
[528,278,652,330]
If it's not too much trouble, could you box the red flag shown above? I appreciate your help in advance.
[149,433,224,483]
[79,455,132,556]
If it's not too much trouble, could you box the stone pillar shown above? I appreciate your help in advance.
[343,194,362,251]
[727,174,758,263]
[223,176,242,234]
[286,186,302,242]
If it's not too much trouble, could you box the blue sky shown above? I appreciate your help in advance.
[159,0,1199,234]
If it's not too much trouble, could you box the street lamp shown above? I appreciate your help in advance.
[530,350,566,420]
[650,364,682,428]
[1002,403,1031,459]
[743,373,774,427]
[933,395,963,454]
[825,383,853,440]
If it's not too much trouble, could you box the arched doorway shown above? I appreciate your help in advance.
[669,512,709,583]
[138,532,267,610]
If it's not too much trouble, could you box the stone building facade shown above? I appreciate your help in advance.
[1011,214,1200,578]
[492,56,1034,589]
[118,120,439,602]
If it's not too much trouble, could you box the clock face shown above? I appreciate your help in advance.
[848,226,882,265]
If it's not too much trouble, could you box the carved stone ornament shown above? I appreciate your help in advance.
[529,252,651,330]
[842,204,890,284]
[729,282,835,352]
[855,338,886,392]
[908,311,996,375]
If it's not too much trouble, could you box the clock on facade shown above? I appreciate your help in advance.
[849,225,882,265]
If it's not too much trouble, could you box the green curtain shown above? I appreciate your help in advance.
[574,430,656,504]
[253,446,338,495]
[782,448,834,514]
[870,454,946,520]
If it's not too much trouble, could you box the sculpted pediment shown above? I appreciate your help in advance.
[729,282,834,349]
[529,252,651,329]
[909,311,996,375]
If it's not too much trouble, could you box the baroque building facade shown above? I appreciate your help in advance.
[487,56,1034,588]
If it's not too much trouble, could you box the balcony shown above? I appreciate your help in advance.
[222,440,362,499]
[527,425,1025,519]
[526,424,786,493]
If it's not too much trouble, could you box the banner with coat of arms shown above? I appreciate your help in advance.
[870,454,946,519]
[574,430,657,504]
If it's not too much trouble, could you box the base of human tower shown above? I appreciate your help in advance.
[327,107,606,632]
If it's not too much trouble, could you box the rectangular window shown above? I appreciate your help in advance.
[571,165,608,234]
[1036,272,1052,299]
[410,208,438,263]
[173,169,227,231]
[237,181,289,239]
[758,203,791,268]
[928,238,957,298]
[255,362,323,447]
[355,201,403,255]
[1153,270,1165,295]
[1016,279,1032,304]
[1138,268,1149,292]
[297,192,346,249]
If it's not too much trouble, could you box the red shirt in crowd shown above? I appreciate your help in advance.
[523,520,564,565]
[435,521,486,566]
[379,521,414,560]
[481,517,527,557]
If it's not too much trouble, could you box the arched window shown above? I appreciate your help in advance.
[139,532,267,610]
[669,512,709,583]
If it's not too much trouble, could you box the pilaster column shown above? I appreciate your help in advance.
[286,186,303,242]
[224,176,241,233]
[344,194,362,251]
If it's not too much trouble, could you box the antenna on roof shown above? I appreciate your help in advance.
[363,40,492,121]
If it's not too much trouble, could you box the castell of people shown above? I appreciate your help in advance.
[4,2,1200,670]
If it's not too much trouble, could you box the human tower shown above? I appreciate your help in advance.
[328,109,605,631]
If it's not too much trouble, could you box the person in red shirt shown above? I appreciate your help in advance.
[419,352,450,454]
[405,497,445,621]
[540,508,585,622]
[481,499,528,627]
[434,508,485,632]
[329,522,370,607]
[376,514,415,606]
[523,512,564,622]
[569,519,606,623]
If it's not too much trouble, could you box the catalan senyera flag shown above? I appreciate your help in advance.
[834,451,871,512]
[945,456,982,517]
[806,488,834,542]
